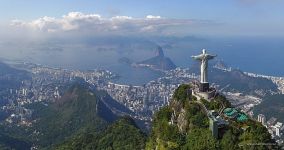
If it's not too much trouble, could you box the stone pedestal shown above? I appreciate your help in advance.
[199,82,209,92]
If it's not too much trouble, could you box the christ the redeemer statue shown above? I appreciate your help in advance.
[192,49,216,84]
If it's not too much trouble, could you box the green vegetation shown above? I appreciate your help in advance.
[186,102,209,128]
[147,86,211,149]
[146,106,186,150]
[0,132,31,150]
[220,129,239,150]
[173,84,192,103]
[201,95,231,111]
[0,83,279,150]
[146,102,212,150]
[0,123,33,150]
[57,117,146,150]
[239,122,276,150]
[147,84,278,150]
[0,84,146,149]
[183,128,219,150]
[28,84,108,148]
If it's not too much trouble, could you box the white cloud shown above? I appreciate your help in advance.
[10,12,213,36]
[146,15,161,19]
[111,16,133,20]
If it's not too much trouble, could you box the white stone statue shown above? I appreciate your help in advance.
[192,49,216,83]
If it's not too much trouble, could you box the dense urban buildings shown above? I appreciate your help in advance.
[258,114,266,125]
[1,61,284,145]
[256,114,284,144]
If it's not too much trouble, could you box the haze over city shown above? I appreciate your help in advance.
[0,0,283,75]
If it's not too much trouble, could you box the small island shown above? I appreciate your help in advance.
[133,46,176,71]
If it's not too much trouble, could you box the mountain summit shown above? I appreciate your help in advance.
[137,46,176,71]
[155,46,164,57]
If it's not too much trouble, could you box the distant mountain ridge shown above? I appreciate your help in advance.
[0,62,31,99]
[1,82,134,149]
[29,84,117,147]
[0,82,140,149]
[136,46,176,71]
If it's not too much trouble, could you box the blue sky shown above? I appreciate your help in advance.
[1,0,283,20]
[1,0,284,37]
[0,0,284,70]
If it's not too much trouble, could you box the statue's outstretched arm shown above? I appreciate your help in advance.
[207,54,217,60]
[191,54,203,60]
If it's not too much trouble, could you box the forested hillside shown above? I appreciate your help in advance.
[146,84,277,150]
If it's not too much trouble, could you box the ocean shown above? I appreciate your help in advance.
[6,37,284,85]
[166,37,284,77]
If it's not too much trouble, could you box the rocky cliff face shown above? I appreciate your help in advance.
[170,99,188,133]
[177,108,188,133]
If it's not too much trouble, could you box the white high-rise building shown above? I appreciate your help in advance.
[276,127,280,137]
[274,122,283,137]
[257,114,266,125]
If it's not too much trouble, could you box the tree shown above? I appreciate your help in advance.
[220,129,239,150]
[239,123,276,150]
[173,84,191,103]
[183,128,219,150]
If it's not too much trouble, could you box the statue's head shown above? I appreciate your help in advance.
[202,49,206,54]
